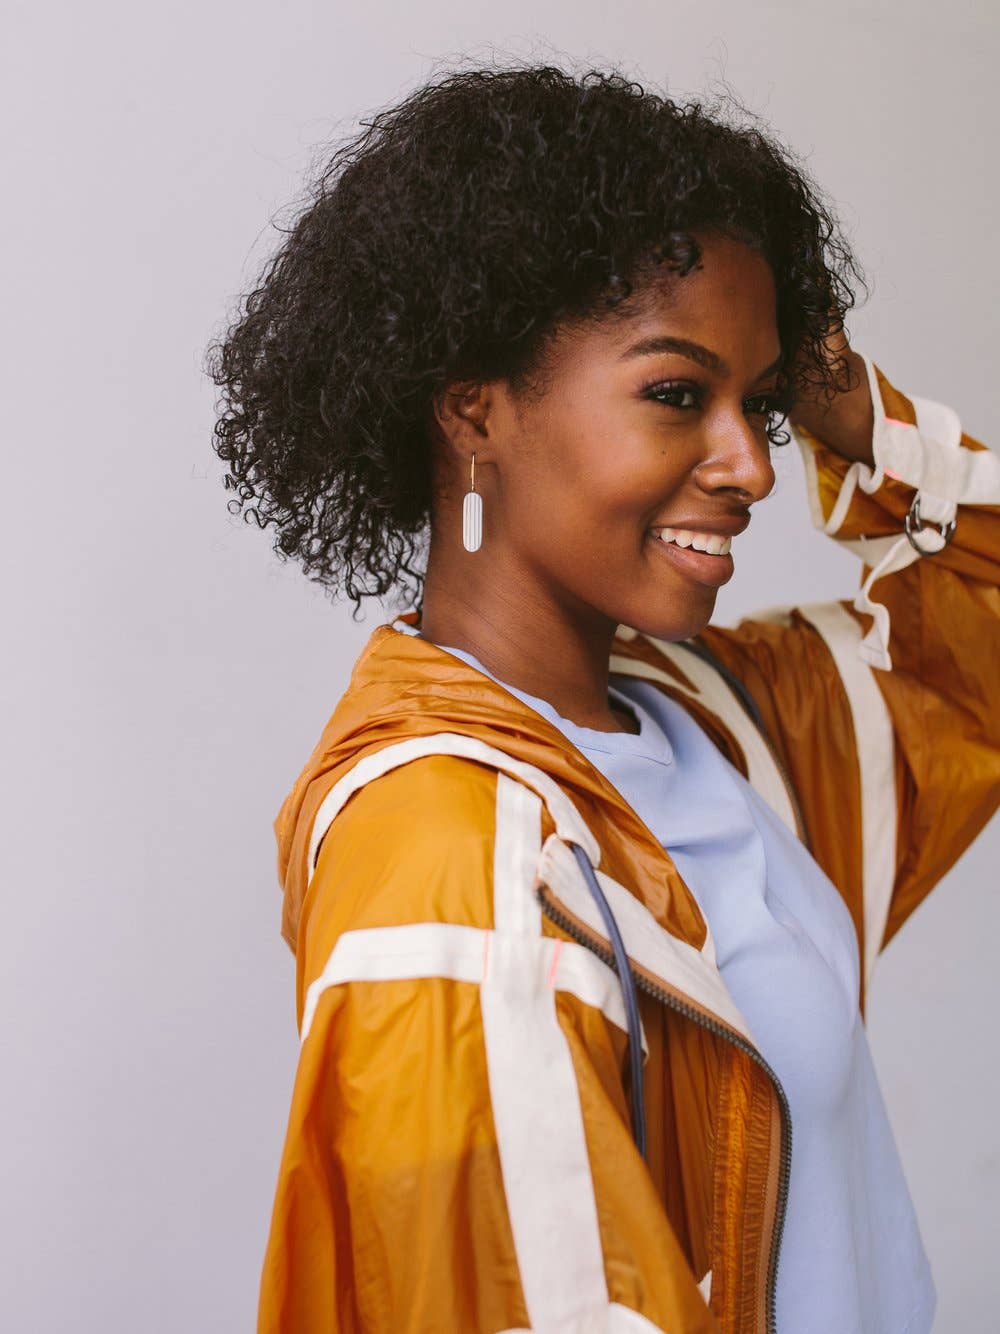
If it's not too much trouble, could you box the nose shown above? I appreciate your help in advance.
[693,415,776,505]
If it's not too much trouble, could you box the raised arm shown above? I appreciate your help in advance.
[692,339,1000,1012]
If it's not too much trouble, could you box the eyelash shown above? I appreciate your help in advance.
[642,378,797,420]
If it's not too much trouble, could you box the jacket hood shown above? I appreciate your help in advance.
[274,611,713,954]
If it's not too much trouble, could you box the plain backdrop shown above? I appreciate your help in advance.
[2,2,997,1329]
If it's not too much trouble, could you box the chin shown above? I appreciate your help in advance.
[618,594,717,645]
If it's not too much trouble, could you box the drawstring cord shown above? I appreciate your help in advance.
[567,842,647,1160]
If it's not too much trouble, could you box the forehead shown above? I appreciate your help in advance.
[549,235,780,380]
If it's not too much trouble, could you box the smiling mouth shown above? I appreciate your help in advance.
[647,526,736,587]
[651,527,732,556]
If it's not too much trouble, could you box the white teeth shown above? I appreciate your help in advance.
[653,529,733,556]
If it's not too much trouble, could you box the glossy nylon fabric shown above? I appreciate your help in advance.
[259,357,999,1333]
[408,628,936,1334]
[265,658,750,1330]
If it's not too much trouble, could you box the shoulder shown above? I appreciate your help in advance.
[317,751,501,862]
[300,753,503,963]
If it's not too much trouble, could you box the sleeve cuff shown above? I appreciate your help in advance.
[796,352,998,537]
[791,352,996,671]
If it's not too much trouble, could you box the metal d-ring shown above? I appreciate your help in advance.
[904,494,957,556]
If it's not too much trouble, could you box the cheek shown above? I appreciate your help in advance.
[524,427,686,530]
[568,448,689,547]
[513,469,650,559]
[499,435,724,639]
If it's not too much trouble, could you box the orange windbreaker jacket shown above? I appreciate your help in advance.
[258,352,999,1334]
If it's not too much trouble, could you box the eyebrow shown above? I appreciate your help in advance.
[619,334,784,382]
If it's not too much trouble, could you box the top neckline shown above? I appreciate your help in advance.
[391,618,674,767]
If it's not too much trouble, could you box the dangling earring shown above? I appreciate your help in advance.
[462,452,483,552]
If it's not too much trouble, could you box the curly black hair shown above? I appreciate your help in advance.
[205,60,868,615]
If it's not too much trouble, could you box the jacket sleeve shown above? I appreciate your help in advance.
[257,755,718,1334]
[695,351,1000,1008]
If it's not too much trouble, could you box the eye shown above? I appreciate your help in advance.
[642,379,796,421]
[641,380,704,410]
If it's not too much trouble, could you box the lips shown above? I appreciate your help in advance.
[653,527,732,555]
[649,513,750,539]
[646,527,736,588]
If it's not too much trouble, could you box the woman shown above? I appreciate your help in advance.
[208,66,999,1333]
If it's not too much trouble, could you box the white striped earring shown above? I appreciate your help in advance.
[462,452,483,552]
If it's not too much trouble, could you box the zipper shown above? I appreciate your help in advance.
[538,888,793,1334]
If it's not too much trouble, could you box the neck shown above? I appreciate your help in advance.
[417,545,636,733]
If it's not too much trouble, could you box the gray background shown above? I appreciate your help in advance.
[3,2,996,1329]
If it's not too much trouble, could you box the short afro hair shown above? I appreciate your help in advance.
[205,61,868,614]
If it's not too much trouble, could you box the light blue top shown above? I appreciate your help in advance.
[396,620,937,1334]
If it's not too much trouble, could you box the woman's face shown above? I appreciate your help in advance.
[438,232,783,644]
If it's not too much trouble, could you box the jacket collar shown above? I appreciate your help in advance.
[275,611,740,965]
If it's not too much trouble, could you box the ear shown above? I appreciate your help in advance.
[430,380,495,464]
